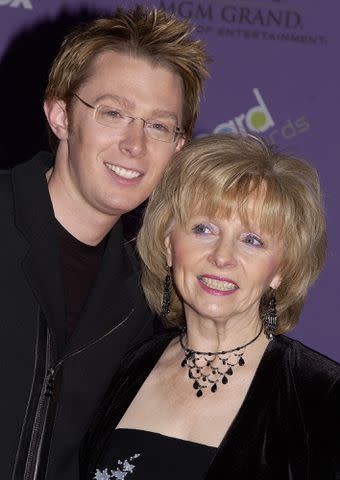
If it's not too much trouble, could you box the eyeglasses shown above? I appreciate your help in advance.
[72,93,184,144]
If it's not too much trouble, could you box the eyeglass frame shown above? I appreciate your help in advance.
[71,92,184,144]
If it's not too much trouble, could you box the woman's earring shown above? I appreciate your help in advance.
[264,294,277,341]
[161,269,172,321]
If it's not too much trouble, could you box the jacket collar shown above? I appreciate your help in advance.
[12,152,55,239]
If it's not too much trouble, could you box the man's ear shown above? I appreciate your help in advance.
[175,135,186,153]
[164,235,173,267]
[44,99,69,141]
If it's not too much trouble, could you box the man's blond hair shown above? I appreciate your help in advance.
[44,5,209,151]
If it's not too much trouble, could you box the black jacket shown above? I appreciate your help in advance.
[0,152,152,480]
[82,332,340,479]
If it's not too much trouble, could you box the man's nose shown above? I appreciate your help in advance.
[119,117,147,157]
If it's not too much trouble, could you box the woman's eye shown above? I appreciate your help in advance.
[192,224,214,235]
[242,233,263,247]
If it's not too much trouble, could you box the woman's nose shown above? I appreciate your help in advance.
[208,239,237,269]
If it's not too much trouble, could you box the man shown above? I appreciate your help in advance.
[0,6,208,480]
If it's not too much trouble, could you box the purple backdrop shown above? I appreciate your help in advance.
[1,0,339,361]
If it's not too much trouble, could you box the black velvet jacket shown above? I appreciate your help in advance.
[82,332,340,479]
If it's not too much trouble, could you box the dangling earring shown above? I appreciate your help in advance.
[264,294,277,341]
[161,268,172,321]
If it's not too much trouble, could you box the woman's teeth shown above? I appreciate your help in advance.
[199,276,238,291]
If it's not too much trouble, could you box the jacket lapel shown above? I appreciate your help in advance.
[12,152,66,355]
[63,221,139,356]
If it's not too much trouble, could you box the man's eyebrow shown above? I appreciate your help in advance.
[94,94,133,110]
[150,109,179,123]
[94,94,179,123]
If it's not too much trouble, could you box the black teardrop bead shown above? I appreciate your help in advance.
[212,370,216,374]
[227,367,233,375]
[196,368,200,374]
[193,380,200,390]
[189,370,194,379]
[181,359,187,367]
[211,383,217,393]
[203,377,207,382]
[238,356,245,366]
[197,389,203,397]
[222,376,228,384]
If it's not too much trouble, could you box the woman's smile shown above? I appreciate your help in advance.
[197,275,239,296]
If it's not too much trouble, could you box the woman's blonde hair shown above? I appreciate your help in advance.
[137,134,327,334]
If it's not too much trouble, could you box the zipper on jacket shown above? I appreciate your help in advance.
[23,328,53,480]
[22,309,134,480]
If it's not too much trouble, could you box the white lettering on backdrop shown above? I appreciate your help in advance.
[0,0,33,9]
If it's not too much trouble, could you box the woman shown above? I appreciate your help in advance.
[82,134,340,479]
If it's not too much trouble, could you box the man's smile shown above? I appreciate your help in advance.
[104,162,142,179]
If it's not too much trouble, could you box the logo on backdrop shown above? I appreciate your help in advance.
[201,88,310,144]
[158,0,327,46]
[0,0,33,9]
[214,89,274,135]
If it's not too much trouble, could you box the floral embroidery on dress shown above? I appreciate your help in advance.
[94,454,141,479]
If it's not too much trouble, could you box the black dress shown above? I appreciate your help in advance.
[82,332,340,479]
[93,428,216,479]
